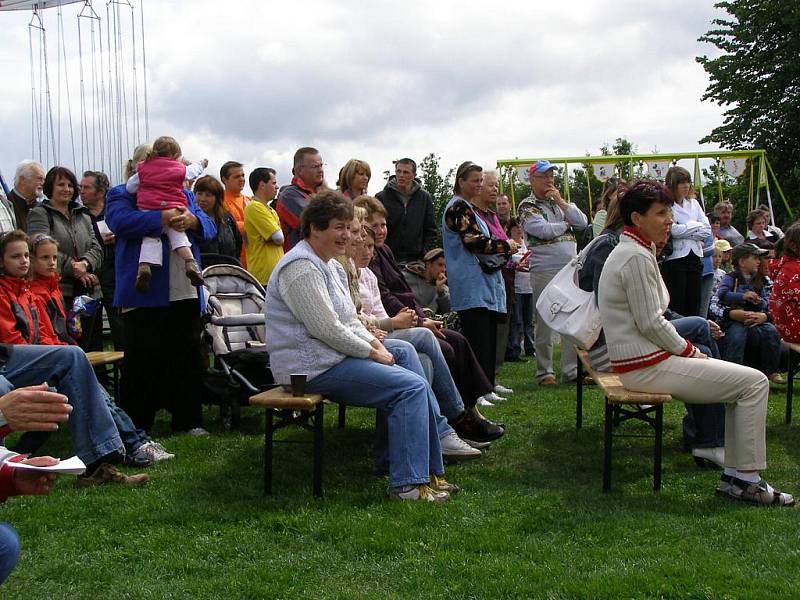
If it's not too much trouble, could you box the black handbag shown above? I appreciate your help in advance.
[475,253,506,273]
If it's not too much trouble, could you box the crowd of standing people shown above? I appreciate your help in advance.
[1,144,798,584]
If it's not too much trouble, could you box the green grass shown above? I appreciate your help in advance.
[3,358,800,599]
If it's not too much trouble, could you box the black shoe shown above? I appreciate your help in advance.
[505,355,527,363]
[123,453,153,468]
[450,409,504,444]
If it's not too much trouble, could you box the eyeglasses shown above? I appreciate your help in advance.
[304,163,325,170]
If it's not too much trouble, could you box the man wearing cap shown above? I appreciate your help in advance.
[403,248,451,316]
[518,160,588,385]
[376,158,437,264]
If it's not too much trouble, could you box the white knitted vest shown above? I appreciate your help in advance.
[265,240,357,384]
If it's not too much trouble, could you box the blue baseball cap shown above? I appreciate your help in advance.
[528,159,557,177]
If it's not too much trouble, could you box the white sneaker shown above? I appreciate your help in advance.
[187,427,210,437]
[440,432,481,459]
[477,396,495,407]
[133,441,175,463]
[485,391,507,403]
[463,438,492,450]
[494,384,514,395]
[388,484,450,502]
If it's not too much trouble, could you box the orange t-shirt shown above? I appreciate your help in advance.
[223,190,250,267]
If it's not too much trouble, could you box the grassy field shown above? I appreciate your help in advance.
[3,357,800,599]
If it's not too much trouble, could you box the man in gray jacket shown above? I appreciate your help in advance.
[518,160,588,385]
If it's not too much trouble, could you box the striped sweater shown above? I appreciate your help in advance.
[598,227,695,373]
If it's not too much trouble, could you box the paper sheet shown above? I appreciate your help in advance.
[5,456,86,475]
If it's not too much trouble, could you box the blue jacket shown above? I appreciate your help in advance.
[716,270,769,313]
[105,184,216,309]
[441,196,506,313]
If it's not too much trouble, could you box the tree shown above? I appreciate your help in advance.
[697,0,800,225]
[417,153,455,246]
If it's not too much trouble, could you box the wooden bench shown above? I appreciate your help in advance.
[782,340,800,424]
[249,387,327,498]
[86,350,124,399]
[576,348,672,492]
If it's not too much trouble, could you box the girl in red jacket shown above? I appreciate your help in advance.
[769,223,800,343]
[0,230,40,345]
[29,233,72,346]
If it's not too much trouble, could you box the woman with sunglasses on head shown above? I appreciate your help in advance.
[442,162,518,402]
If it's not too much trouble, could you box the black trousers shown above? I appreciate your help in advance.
[120,299,204,433]
[660,253,703,317]
[435,327,492,408]
[457,308,500,392]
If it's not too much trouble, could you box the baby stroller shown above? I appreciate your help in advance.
[201,259,274,428]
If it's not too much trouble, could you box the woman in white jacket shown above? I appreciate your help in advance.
[659,166,711,316]
[598,181,793,507]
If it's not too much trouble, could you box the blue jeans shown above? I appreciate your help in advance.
[306,339,444,488]
[0,345,123,465]
[722,321,781,375]
[388,328,464,421]
[671,316,725,448]
[507,292,534,359]
[0,522,19,585]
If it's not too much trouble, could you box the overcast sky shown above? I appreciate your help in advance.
[0,0,726,194]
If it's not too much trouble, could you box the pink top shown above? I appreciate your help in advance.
[475,205,507,240]
[135,157,189,211]
[357,266,388,320]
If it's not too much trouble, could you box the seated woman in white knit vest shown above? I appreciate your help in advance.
[264,190,455,502]
[597,181,793,507]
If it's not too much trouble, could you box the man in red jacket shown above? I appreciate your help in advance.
[275,147,326,251]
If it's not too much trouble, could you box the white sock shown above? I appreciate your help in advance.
[723,467,737,477]
[735,471,760,484]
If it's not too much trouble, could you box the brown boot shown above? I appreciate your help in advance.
[135,263,152,293]
[185,259,204,286]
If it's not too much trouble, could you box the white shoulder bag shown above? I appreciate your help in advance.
[535,235,607,350]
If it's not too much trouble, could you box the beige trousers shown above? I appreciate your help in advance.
[619,356,768,471]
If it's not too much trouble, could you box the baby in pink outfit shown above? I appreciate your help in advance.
[126,136,207,292]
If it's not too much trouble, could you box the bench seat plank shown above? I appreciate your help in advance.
[249,387,324,410]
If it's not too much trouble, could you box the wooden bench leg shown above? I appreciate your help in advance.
[338,403,346,429]
[787,350,795,425]
[653,405,663,492]
[576,357,583,430]
[264,409,274,495]
[313,403,324,498]
[603,397,613,492]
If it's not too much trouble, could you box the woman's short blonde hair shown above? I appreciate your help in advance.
[338,159,371,195]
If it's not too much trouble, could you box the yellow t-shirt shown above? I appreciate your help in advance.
[244,200,284,285]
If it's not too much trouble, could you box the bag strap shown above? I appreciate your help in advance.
[574,232,610,270]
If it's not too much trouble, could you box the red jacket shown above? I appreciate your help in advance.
[0,454,26,502]
[769,256,800,343]
[0,275,40,345]
[30,274,72,346]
